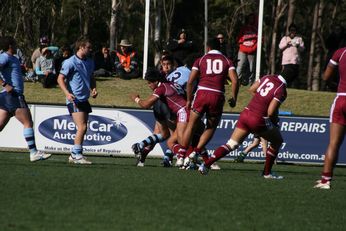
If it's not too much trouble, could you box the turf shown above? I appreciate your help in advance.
[0,152,345,231]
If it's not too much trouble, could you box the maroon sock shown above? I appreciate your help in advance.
[200,150,209,162]
[186,146,195,157]
[205,145,230,167]
[172,144,186,159]
[321,172,332,184]
[263,147,277,175]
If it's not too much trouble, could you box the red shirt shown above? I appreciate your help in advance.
[153,82,186,114]
[330,47,346,93]
[192,50,235,93]
[246,75,287,117]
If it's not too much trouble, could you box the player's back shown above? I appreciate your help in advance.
[166,66,191,90]
[246,75,287,117]
[331,47,346,93]
[193,50,234,93]
[154,82,186,114]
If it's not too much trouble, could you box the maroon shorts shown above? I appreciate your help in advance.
[330,95,346,125]
[236,109,266,133]
[191,90,225,117]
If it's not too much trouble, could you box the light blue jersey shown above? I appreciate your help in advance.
[166,66,191,90]
[0,52,24,94]
[60,55,94,103]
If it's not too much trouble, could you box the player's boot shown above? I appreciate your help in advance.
[262,172,283,180]
[30,150,52,162]
[162,155,172,167]
[210,163,221,170]
[234,152,247,163]
[314,180,331,189]
[68,155,92,164]
[132,143,142,155]
[198,163,210,175]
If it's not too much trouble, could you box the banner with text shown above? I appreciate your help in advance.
[0,104,345,165]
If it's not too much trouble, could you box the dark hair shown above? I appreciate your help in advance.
[0,36,16,51]
[207,38,221,51]
[289,24,297,32]
[161,54,174,63]
[145,68,166,82]
[75,37,91,51]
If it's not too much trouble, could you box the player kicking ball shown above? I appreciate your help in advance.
[199,73,289,179]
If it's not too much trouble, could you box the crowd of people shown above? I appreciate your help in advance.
[1,18,346,190]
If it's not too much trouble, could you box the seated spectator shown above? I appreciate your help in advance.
[94,44,114,77]
[55,45,73,74]
[114,39,139,80]
[35,47,57,88]
[31,36,58,69]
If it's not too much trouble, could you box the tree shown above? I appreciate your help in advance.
[269,0,287,74]
[110,0,122,51]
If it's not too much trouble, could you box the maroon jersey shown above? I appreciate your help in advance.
[192,50,235,93]
[330,47,346,93]
[153,82,186,114]
[246,75,287,117]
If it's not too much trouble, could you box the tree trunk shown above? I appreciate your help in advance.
[110,0,121,51]
[307,1,319,90]
[163,0,175,41]
[311,0,325,91]
[19,0,35,49]
[286,0,296,32]
[154,0,162,67]
[269,0,287,74]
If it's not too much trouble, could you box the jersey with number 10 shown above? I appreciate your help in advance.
[246,75,287,117]
[192,50,235,93]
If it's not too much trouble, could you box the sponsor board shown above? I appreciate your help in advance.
[33,105,163,156]
[0,104,346,165]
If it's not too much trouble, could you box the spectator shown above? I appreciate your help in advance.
[114,39,139,80]
[35,47,57,88]
[279,23,305,88]
[55,45,73,74]
[236,14,258,86]
[31,36,59,70]
[94,44,114,77]
[0,36,51,162]
[216,33,230,57]
[166,29,193,66]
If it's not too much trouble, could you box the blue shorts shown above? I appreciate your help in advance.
[67,100,92,115]
[0,91,28,116]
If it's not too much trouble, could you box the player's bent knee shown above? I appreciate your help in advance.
[226,139,239,150]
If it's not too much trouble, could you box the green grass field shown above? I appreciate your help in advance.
[1,152,346,231]
[23,77,336,117]
[0,78,342,230]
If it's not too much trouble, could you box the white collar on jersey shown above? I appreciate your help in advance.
[208,50,223,55]
[278,75,287,85]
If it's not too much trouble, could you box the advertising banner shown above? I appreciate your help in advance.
[0,104,345,165]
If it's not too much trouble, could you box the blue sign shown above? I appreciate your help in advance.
[121,109,346,165]
[38,114,127,146]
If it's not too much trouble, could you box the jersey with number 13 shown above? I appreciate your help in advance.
[192,50,235,93]
[246,75,287,117]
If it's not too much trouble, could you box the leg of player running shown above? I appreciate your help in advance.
[259,127,283,177]
[0,109,10,131]
[316,123,345,186]
[15,107,51,161]
[204,127,249,168]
